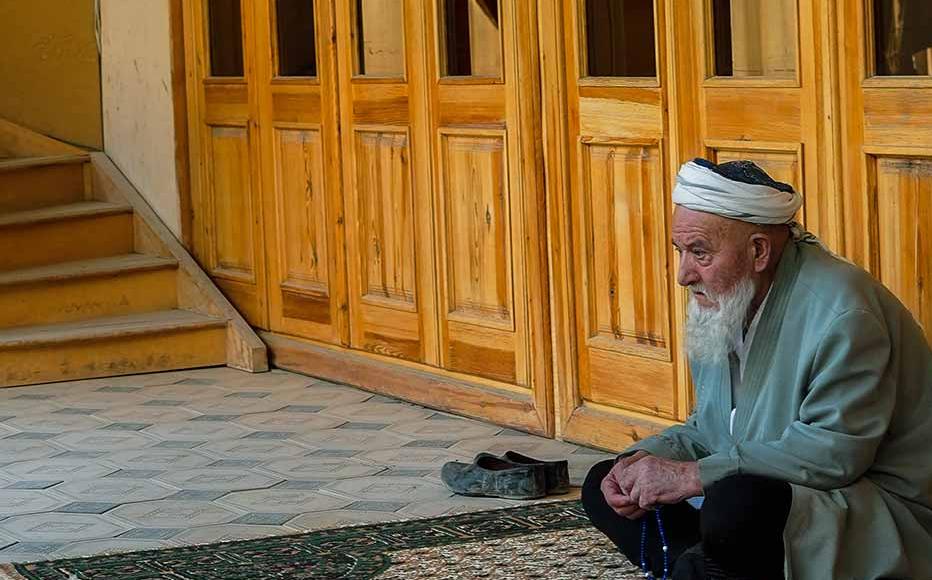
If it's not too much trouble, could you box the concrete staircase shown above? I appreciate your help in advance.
[0,152,267,387]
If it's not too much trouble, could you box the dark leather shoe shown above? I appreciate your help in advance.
[441,454,547,500]
[499,451,570,495]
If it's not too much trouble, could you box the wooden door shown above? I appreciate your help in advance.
[333,0,438,363]
[254,0,347,344]
[839,0,932,342]
[184,0,269,327]
[425,0,553,427]
[554,0,684,450]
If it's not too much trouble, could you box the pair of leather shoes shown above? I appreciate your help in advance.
[441,451,570,500]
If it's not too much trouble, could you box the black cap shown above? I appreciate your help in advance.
[691,158,795,194]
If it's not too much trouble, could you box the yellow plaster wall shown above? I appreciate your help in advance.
[100,0,182,238]
[0,0,103,149]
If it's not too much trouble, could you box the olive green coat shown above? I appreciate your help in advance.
[627,241,932,579]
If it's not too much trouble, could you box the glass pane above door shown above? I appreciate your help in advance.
[710,0,797,78]
[275,0,317,77]
[583,0,657,78]
[208,0,245,77]
[440,0,502,77]
[354,0,405,77]
[872,0,932,76]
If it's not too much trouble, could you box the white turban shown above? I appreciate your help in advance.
[672,160,803,225]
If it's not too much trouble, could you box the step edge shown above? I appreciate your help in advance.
[0,255,178,287]
[0,153,90,173]
[0,311,228,349]
[0,201,134,228]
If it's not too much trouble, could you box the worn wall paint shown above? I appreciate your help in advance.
[100,0,182,238]
[0,0,103,149]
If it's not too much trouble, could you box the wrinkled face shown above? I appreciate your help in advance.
[672,206,754,309]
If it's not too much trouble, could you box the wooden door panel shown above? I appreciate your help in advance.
[204,85,250,123]
[209,126,257,278]
[581,142,669,358]
[704,89,801,142]
[353,129,418,310]
[351,85,410,124]
[274,127,328,295]
[874,156,932,342]
[270,90,323,122]
[863,89,932,147]
[438,129,520,385]
[578,89,663,138]
[587,349,674,416]
[440,132,513,330]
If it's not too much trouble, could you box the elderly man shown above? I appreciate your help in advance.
[582,159,932,580]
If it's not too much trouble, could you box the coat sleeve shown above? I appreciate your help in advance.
[698,309,895,490]
[623,411,711,462]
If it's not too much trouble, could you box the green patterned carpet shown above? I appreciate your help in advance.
[0,501,639,579]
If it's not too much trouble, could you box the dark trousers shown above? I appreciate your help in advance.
[581,459,791,580]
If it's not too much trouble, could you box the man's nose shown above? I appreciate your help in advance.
[677,256,699,287]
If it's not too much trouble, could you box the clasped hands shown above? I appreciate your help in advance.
[600,451,703,520]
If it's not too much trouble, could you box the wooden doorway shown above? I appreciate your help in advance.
[547,0,686,450]
[183,0,269,327]
[254,0,347,345]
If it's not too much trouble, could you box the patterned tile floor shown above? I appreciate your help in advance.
[0,367,613,563]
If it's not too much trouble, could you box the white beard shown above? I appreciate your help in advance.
[685,277,757,366]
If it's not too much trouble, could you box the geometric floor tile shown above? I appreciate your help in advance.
[52,431,157,452]
[257,457,385,480]
[142,421,252,442]
[196,440,309,460]
[0,513,128,542]
[105,449,215,470]
[181,398,286,415]
[322,477,452,502]
[356,448,472,469]
[108,501,241,527]
[155,468,280,491]
[321,403,432,425]
[269,385,372,408]
[0,441,62,463]
[4,413,105,434]
[134,383,228,401]
[285,509,403,531]
[397,496,517,517]
[218,489,351,513]
[386,418,502,440]
[234,412,345,432]
[0,490,69,516]
[54,478,177,503]
[95,405,201,423]
[0,458,117,482]
[294,430,413,451]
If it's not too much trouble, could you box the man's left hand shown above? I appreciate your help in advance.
[618,455,703,510]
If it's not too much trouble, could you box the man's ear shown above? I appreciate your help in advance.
[749,233,771,273]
